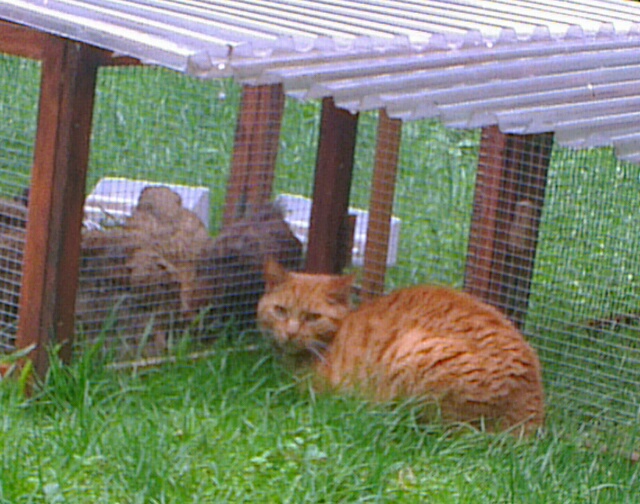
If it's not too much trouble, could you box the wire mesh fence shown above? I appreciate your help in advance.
[0,54,38,352]
[1,54,639,425]
[528,147,640,424]
[76,66,238,357]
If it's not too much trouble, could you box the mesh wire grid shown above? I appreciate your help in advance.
[0,57,639,425]
[527,147,640,425]
[0,54,38,352]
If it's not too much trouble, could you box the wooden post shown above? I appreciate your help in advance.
[361,110,402,300]
[306,98,359,274]
[16,36,100,376]
[0,20,47,60]
[223,84,285,225]
[464,126,554,328]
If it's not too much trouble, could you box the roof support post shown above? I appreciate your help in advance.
[464,125,554,328]
[306,98,359,274]
[361,110,402,300]
[223,84,285,225]
[16,36,100,376]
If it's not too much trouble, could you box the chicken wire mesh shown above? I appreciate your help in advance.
[77,66,311,358]
[527,147,640,425]
[0,54,38,352]
[460,130,640,426]
[0,53,639,425]
[354,119,640,426]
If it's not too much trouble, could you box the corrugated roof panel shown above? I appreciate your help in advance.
[4,0,640,72]
[305,45,640,102]
[458,79,640,129]
[555,112,640,148]
[496,95,640,134]
[2,0,640,162]
[364,61,640,116]
[610,132,640,163]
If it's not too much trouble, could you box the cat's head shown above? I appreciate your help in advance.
[257,259,354,358]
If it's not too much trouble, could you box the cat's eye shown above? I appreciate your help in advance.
[273,305,288,320]
[302,312,322,323]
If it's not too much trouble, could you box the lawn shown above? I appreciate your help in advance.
[1,340,639,503]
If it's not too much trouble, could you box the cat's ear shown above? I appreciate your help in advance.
[264,258,288,291]
[326,274,355,306]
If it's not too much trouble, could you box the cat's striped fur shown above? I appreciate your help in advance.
[257,260,544,434]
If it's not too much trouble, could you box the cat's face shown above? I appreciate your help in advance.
[257,260,353,357]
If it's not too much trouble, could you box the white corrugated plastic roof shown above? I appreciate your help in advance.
[2,0,640,161]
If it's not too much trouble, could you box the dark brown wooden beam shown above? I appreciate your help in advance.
[0,19,47,60]
[362,110,402,300]
[464,126,553,328]
[99,54,142,67]
[306,98,359,274]
[1,19,141,66]
[16,35,101,376]
[464,127,509,301]
[223,84,285,225]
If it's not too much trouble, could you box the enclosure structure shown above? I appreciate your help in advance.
[2,0,640,425]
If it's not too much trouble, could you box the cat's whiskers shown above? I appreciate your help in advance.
[307,342,328,363]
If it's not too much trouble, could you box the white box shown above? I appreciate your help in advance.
[84,177,210,229]
[276,193,401,267]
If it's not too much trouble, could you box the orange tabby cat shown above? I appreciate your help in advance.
[257,260,544,434]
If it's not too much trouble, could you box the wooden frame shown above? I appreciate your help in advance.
[361,110,402,299]
[306,98,359,274]
[1,20,140,375]
[223,84,285,225]
[465,126,554,328]
[1,19,554,377]
[16,37,101,374]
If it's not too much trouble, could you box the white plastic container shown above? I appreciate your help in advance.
[84,177,210,229]
[276,193,401,266]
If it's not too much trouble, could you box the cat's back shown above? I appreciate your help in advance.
[343,285,520,341]
[323,284,544,432]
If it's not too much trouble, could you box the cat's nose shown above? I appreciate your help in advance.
[285,319,300,336]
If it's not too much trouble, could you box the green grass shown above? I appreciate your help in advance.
[1,344,639,503]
